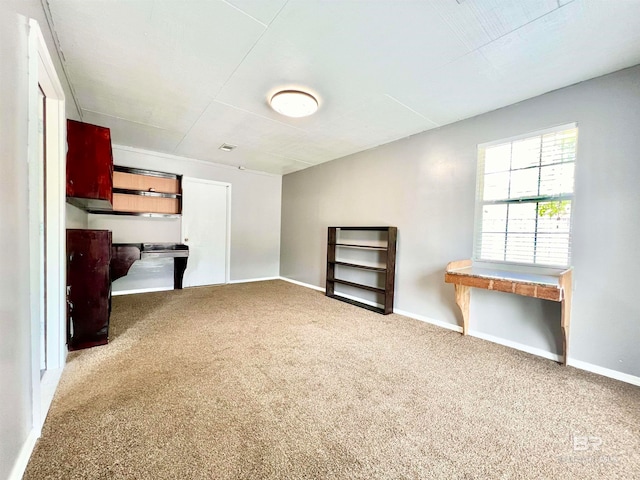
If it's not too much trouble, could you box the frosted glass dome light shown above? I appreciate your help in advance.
[270,90,318,118]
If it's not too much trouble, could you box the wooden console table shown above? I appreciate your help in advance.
[444,259,573,365]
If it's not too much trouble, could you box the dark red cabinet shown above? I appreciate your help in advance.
[67,229,112,350]
[66,119,113,210]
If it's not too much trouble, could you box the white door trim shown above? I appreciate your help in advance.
[27,18,66,436]
[180,177,232,284]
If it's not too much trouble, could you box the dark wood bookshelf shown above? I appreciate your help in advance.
[326,226,397,315]
[327,277,387,294]
[333,243,388,250]
[329,261,387,272]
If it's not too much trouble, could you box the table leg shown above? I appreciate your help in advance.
[174,257,188,289]
[561,323,569,366]
[560,274,572,365]
[559,269,572,365]
[454,284,470,335]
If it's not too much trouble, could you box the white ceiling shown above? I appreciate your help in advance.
[47,0,640,175]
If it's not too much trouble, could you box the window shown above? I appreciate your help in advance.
[473,124,577,268]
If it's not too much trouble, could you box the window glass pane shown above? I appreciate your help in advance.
[509,168,539,199]
[484,143,511,173]
[480,233,505,261]
[537,201,571,234]
[505,233,535,263]
[481,204,507,233]
[511,137,540,170]
[535,233,570,266]
[483,171,510,201]
[507,203,537,233]
[539,163,574,195]
[541,129,577,165]
[475,126,576,268]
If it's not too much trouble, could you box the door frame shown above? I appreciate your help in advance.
[27,19,66,434]
[180,177,232,285]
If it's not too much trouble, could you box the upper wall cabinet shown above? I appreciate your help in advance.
[66,119,113,210]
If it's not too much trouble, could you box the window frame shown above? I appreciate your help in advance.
[472,123,578,270]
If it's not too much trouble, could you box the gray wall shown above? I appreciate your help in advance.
[281,65,640,377]
[89,146,282,289]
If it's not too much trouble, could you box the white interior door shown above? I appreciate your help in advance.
[181,177,230,287]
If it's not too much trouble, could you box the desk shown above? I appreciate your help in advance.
[444,259,573,365]
[111,243,189,289]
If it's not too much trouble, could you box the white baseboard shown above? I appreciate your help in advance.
[567,358,640,386]
[40,367,63,427]
[393,308,463,333]
[112,286,173,296]
[114,279,281,294]
[279,276,325,292]
[9,366,65,480]
[228,276,279,284]
[279,276,639,386]
[468,330,563,363]
[8,428,39,480]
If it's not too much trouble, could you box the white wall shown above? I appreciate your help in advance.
[0,1,80,477]
[89,145,282,292]
[281,65,640,380]
[0,6,33,478]
[66,203,87,229]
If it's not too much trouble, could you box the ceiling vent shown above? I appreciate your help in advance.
[219,143,237,152]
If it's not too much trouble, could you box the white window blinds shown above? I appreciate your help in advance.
[473,124,578,268]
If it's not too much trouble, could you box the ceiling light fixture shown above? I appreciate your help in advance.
[270,90,318,118]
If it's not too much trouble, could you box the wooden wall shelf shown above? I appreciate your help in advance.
[326,226,397,315]
[87,210,181,218]
[88,165,182,216]
[445,259,573,364]
[113,188,181,199]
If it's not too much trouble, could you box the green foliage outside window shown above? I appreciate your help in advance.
[538,200,569,219]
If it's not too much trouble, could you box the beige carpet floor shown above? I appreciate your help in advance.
[25,280,639,479]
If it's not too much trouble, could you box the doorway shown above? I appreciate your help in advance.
[181,177,231,287]
[28,19,67,434]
